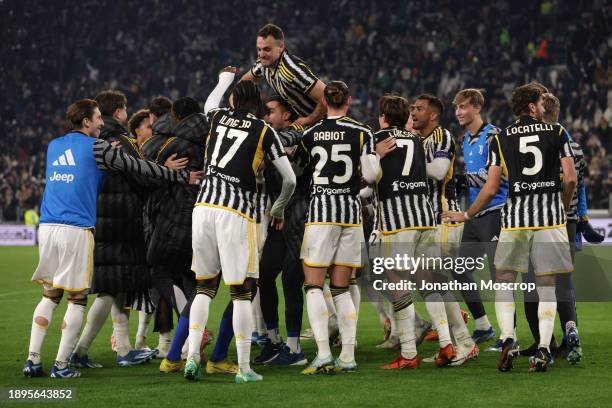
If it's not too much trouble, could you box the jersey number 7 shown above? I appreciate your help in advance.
[396,139,414,176]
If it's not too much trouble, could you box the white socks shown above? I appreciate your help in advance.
[173,285,187,316]
[306,287,331,359]
[349,282,361,320]
[55,301,86,367]
[188,294,211,364]
[495,289,516,340]
[135,311,152,349]
[233,300,254,372]
[251,289,267,335]
[28,297,59,364]
[322,283,337,319]
[157,331,172,354]
[74,294,113,356]
[267,328,281,344]
[424,293,452,347]
[111,297,131,357]
[442,292,473,345]
[474,315,492,331]
[537,286,557,351]
[395,303,417,359]
[287,336,301,353]
[333,290,357,363]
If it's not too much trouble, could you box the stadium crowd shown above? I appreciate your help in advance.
[1,0,611,221]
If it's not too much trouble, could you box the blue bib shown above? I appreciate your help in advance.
[40,132,106,228]
[463,124,507,210]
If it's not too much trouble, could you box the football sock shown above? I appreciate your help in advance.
[135,311,152,348]
[166,316,189,362]
[424,293,452,347]
[210,315,234,362]
[306,287,331,359]
[474,315,492,331]
[286,335,301,353]
[157,331,172,352]
[389,302,398,337]
[28,296,59,364]
[322,283,337,319]
[252,289,266,335]
[55,300,86,367]
[349,279,361,319]
[266,326,281,344]
[537,286,557,351]
[111,300,132,357]
[173,285,187,316]
[232,299,254,372]
[393,298,417,359]
[495,289,516,341]
[74,294,113,356]
[331,288,356,362]
[188,294,211,364]
[442,291,472,345]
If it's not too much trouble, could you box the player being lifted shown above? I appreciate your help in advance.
[185,80,296,383]
[411,94,478,365]
[241,23,326,126]
[372,95,438,369]
[296,81,379,374]
[446,83,577,373]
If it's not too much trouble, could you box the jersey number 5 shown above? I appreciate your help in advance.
[519,135,543,176]
[210,125,248,168]
[312,144,352,184]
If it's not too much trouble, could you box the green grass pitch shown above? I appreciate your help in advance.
[1,246,612,407]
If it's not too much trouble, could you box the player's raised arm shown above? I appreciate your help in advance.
[93,139,201,184]
[205,67,237,114]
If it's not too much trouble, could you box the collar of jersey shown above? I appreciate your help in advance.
[272,49,286,75]
[422,125,442,140]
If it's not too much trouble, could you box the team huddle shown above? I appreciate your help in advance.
[23,23,601,383]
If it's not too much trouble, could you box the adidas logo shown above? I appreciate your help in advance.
[52,149,76,166]
[491,235,499,241]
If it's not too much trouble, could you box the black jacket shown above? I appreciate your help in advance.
[92,116,149,296]
[143,113,207,268]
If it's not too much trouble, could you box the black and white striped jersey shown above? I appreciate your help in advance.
[296,116,375,226]
[254,182,271,224]
[566,139,586,222]
[196,108,285,221]
[488,115,574,229]
[375,127,436,233]
[422,126,461,224]
[251,50,318,118]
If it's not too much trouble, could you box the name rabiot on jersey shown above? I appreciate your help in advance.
[297,116,374,226]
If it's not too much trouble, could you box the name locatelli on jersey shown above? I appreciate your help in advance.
[507,122,554,135]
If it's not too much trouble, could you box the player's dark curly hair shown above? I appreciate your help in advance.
[378,95,410,127]
[324,81,350,109]
[511,83,545,117]
[231,80,262,114]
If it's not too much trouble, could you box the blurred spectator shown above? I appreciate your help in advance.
[0,0,610,219]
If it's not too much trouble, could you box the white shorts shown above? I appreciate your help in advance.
[381,229,440,268]
[256,214,269,254]
[301,224,364,268]
[192,205,258,285]
[31,224,94,292]
[436,223,464,257]
[494,226,573,276]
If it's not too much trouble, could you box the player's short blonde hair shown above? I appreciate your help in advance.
[453,89,484,107]
[542,92,560,123]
